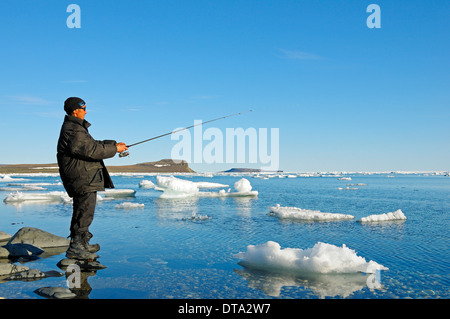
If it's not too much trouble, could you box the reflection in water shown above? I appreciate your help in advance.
[154,197,200,221]
[57,258,108,299]
[233,197,254,217]
[65,268,97,299]
[234,266,385,298]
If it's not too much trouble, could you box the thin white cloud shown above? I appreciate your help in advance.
[126,107,142,111]
[278,49,324,60]
[10,95,52,105]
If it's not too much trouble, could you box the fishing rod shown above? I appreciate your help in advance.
[119,109,252,157]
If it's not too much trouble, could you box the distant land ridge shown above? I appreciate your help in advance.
[222,168,283,173]
[0,159,194,174]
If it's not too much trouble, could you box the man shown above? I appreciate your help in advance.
[57,97,128,260]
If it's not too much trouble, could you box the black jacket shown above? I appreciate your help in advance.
[57,115,117,197]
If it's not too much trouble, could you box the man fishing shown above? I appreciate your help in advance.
[57,97,128,260]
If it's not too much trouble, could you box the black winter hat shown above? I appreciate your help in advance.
[64,97,85,115]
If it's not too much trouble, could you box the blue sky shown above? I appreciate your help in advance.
[0,1,448,172]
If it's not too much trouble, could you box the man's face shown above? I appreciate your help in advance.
[72,105,87,120]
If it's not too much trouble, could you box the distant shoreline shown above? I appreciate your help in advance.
[0,159,194,174]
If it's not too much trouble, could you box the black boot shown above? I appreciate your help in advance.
[82,232,100,253]
[66,234,99,261]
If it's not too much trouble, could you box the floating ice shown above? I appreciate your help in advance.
[234,241,388,274]
[156,176,199,198]
[99,189,136,198]
[0,175,30,182]
[268,204,354,221]
[156,176,257,198]
[115,202,145,209]
[358,209,406,223]
[7,182,62,187]
[139,180,155,188]
[180,212,211,221]
[234,178,252,192]
[195,182,229,188]
[3,191,69,203]
[0,186,46,191]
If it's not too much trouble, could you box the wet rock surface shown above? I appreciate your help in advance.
[1,227,104,299]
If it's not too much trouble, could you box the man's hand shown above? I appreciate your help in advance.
[116,142,128,153]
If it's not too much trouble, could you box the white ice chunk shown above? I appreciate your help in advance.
[3,191,69,203]
[358,209,406,223]
[268,204,354,221]
[0,175,30,182]
[99,189,136,197]
[115,202,145,209]
[139,180,155,188]
[234,241,388,274]
[234,178,252,192]
[156,176,199,198]
[156,176,257,198]
[195,182,229,188]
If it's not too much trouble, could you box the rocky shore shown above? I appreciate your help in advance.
[0,227,102,299]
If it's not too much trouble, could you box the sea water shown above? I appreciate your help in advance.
[0,172,448,299]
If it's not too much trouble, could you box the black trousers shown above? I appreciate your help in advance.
[70,192,97,238]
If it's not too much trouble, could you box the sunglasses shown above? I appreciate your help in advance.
[77,102,86,110]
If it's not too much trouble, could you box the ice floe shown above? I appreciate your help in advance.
[195,181,229,188]
[0,175,30,182]
[234,178,252,192]
[115,202,145,209]
[155,176,257,199]
[234,241,388,275]
[139,180,155,188]
[179,212,211,221]
[2,191,113,205]
[99,189,136,198]
[3,191,70,204]
[156,176,199,198]
[358,209,406,223]
[268,204,354,221]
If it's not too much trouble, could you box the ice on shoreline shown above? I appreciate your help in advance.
[234,241,388,274]
[0,175,30,182]
[268,205,354,221]
[155,176,257,199]
[358,209,406,223]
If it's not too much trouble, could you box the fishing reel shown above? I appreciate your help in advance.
[119,151,130,158]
